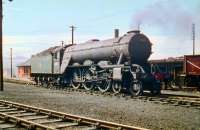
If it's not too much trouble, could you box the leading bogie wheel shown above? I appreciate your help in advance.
[150,82,161,96]
[129,81,143,96]
[112,81,122,94]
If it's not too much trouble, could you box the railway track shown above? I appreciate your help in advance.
[0,100,147,130]
[5,80,200,109]
[39,85,200,109]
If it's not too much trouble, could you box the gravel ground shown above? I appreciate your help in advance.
[0,83,200,130]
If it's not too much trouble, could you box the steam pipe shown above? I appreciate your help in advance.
[117,53,123,65]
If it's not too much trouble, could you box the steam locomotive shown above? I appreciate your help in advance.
[30,30,161,96]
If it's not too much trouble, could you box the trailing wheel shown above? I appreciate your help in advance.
[42,81,49,88]
[112,81,122,94]
[37,77,42,86]
[33,77,38,85]
[129,81,143,96]
[98,79,111,93]
[72,69,82,89]
[48,82,54,88]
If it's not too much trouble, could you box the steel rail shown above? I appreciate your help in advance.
[0,112,55,130]
[4,80,200,108]
[54,87,200,108]
[0,100,148,130]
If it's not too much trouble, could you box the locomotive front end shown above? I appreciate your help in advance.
[128,30,152,65]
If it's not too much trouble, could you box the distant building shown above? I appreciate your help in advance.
[3,68,11,78]
[17,59,31,79]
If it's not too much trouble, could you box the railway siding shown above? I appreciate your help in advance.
[1,82,200,130]
[3,79,200,109]
[0,100,148,130]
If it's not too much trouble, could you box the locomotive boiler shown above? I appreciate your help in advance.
[60,30,151,72]
[31,30,161,96]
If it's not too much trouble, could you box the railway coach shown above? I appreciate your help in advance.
[30,30,161,96]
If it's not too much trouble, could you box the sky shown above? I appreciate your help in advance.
[2,0,200,76]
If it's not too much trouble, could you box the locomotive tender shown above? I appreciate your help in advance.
[31,30,161,96]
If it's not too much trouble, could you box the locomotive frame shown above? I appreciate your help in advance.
[30,30,161,96]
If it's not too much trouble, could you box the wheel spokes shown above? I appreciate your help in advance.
[98,80,111,93]
[82,69,95,91]
[83,81,94,91]
[129,81,142,96]
[112,82,121,94]
[72,69,82,89]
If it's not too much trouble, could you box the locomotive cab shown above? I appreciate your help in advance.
[51,47,65,74]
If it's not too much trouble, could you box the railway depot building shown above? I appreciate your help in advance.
[17,59,31,79]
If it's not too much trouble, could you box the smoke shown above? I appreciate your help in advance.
[131,0,197,36]
[131,0,200,57]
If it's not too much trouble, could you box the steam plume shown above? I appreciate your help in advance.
[131,0,198,36]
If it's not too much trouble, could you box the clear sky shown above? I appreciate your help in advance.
[2,0,200,75]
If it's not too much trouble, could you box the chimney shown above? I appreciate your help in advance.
[114,29,119,38]
[61,41,64,47]
[127,30,140,34]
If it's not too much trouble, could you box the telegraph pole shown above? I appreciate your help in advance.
[69,25,76,45]
[192,23,195,55]
[61,41,64,47]
[0,0,3,90]
[0,0,13,91]
[10,48,12,78]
